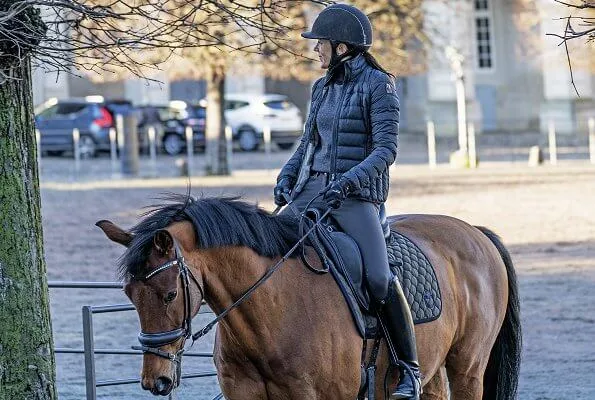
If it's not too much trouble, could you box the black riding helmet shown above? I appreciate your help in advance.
[301,4,373,49]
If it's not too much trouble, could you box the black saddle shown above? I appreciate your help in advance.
[302,207,442,339]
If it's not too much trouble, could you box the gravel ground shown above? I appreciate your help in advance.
[41,149,595,399]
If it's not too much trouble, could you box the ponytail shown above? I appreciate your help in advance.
[362,51,395,81]
[336,41,397,83]
[348,44,395,81]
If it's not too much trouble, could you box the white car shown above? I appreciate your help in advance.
[224,94,304,151]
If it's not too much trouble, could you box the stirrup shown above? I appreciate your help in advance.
[391,362,421,400]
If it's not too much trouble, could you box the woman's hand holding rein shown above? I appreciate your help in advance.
[274,178,293,206]
[320,178,351,209]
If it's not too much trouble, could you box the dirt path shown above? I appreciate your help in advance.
[42,161,595,399]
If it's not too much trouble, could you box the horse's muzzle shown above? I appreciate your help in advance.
[142,375,174,396]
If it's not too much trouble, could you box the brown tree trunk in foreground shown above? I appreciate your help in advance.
[0,59,57,399]
[205,64,229,176]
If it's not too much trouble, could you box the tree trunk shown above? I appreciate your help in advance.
[205,64,229,176]
[0,60,57,399]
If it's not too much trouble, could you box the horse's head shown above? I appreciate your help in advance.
[96,220,204,396]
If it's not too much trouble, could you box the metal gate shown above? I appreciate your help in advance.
[49,281,222,400]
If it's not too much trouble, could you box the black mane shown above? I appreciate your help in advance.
[119,194,300,279]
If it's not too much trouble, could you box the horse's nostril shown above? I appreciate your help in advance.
[141,377,151,391]
[155,376,173,395]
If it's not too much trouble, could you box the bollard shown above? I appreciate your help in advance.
[120,113,139,176]
[115,115,124,153]
[589,117,595,165]
[528,146,543,167]
[427,121,437,169]
[109,128,118,176]
[185,126,194,177]
[225,126,233,174]
[72,128,80,173]
[148,126,157,177]
[548,120,557,166]
[35,128,41,172]
[263,126,272,156]
[468,122,477,169]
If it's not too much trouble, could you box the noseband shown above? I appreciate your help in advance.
[131,240,204,370]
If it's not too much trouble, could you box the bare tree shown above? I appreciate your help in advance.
[547,0,595,94]
[552,0,595,43]
[0,1,309,397]
[162,0,427,174]
[1,0,304,81]
[159,2,314,174]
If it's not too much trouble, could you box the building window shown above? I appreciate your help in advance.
[476,18,492,68]
[475,0,488,10]
[474,0,495,70]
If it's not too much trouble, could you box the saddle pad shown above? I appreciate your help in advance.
[322,228,442,338]
[388,230,442,324]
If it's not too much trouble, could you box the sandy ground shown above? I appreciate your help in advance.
[40,157,595,399]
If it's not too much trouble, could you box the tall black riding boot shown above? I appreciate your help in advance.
[382,276,422,400]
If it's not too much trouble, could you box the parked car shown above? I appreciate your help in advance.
[34,97,134,157]
[137,101,206,155]
[200,94,303,152]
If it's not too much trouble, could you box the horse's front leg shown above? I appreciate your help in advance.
[219,368,322,400]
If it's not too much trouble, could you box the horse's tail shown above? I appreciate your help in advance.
[475,226,522,400]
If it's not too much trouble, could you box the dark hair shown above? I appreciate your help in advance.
[330,43,396,82]
[361,51,395,80]
[346,43,395,81]
[118,194,300,279]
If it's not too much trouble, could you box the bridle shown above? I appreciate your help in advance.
[131,240,204,385]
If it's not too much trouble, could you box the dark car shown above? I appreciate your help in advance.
[137,102,206,155]
[34,97,134,157]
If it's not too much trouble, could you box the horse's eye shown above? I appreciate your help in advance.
[164,290,177,304]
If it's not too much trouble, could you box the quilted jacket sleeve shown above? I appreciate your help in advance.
[276,78,323,186]
[277,132,307,186]
[340,72,399,193]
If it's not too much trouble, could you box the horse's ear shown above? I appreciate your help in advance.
[153,229,174,256]
[95,220,133,247]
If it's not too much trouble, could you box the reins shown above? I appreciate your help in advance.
[278,191,332,274]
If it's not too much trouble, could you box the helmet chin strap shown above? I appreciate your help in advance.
[328,41,341,70]
[328,42,360,76]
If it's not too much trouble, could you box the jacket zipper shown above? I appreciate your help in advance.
[330,83,348,181]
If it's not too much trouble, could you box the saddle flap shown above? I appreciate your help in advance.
[303,208,370,311]
[326,231,370,310]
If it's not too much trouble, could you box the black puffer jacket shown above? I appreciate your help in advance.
[277,54,399,203]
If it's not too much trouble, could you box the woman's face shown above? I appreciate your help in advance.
[314,39,332,69]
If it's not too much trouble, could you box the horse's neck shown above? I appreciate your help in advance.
[200,247,293,326]
[197,247,337,355]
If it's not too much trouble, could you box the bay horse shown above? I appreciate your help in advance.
[96,194,521,399]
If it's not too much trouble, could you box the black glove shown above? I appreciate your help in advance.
[321,179,351,209]
[274,178,292,206]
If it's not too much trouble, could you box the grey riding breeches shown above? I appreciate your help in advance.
[282,174,391,301]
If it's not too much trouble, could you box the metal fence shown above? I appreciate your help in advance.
[48,281,222,400]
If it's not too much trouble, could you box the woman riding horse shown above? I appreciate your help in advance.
[274,4,420,399]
